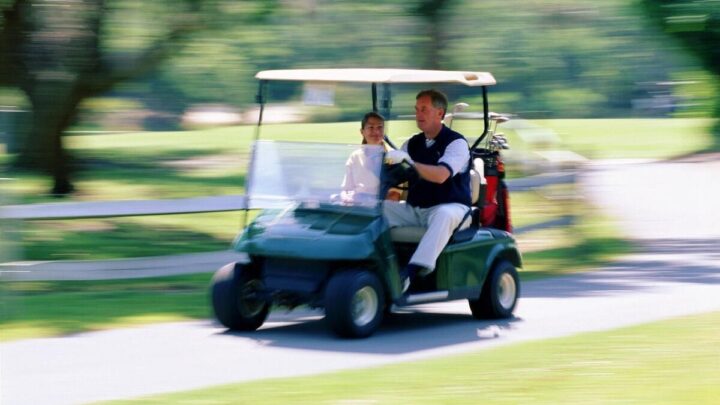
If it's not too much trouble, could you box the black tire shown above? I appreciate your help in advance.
[325,270,385,338]
[211,262,270,331]
[469,260,519,319]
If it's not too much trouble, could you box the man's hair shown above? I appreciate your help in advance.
[361,111,385,129]
[416,89,448,115]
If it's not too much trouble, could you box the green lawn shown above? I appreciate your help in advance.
[0,273,213,341]
[538,118,715,159]
[18,212,241,261]
[102,310,720,405]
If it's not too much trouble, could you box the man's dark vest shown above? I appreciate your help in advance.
[406,125,471,208]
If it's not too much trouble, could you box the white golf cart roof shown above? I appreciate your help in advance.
[255,68,495,86]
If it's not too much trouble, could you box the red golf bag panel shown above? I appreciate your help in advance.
[478,153,512,233]
[481,175,499,226]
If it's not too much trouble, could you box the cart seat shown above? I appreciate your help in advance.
[389,214,473,243]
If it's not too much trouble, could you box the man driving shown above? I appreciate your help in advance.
[385,89,471,291]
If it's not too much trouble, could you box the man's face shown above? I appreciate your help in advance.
[415,95,444,135]
[361,116,385,145]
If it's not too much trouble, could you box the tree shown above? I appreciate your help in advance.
[0,0,276,195]
[407,0,458,70]
[0,0,204,194]
[641,0,720,144]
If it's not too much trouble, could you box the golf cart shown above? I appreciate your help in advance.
[211,69,520,338]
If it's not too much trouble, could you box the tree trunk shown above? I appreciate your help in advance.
[17,79,79,196]
[426,18,443,70]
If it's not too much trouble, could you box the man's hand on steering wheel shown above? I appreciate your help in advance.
[385,149,414,166]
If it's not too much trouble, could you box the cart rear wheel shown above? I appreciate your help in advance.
[325,270,385,338]
[469,260,519,319]
[211,262,269,331]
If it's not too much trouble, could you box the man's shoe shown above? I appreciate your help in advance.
[401,274,411,293]
[400,264,429,293]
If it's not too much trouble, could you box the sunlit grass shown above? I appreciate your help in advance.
[538,118,715,159]
[520,209,632,280]
[103,311,720,404]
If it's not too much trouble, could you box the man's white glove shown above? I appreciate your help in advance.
[385,149,414,165]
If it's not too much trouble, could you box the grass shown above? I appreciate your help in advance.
[17,212,241,261]
[102,310,720,404]
[518,205,634,280]
[0,273,213,341]
[538,118,716,159]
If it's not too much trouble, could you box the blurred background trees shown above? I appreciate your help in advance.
[641,0,720,144]
[1,0,717,194]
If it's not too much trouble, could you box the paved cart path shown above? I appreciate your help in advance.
[2,159,720,405]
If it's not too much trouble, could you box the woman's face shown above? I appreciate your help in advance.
[361,116,385,145]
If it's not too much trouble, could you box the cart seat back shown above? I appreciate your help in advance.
[469,157,486,205]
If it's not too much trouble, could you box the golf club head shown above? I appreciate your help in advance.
[489,112,510,124]
[446,103,469,129]
[452,102,470,114]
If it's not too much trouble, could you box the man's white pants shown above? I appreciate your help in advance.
[383,201,470,271]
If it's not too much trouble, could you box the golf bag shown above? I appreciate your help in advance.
[474,149,512,233]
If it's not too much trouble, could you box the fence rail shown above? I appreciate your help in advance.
[0,173,576,220]
[0,195,248,220]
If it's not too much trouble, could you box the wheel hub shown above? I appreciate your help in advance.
[351,286,379,327]
[497,273,517,309]
[237,279,266,317]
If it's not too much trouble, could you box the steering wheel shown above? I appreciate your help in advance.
[380,161,417,200]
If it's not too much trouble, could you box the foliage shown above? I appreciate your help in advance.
[147,0,713,120]
[640,0,720,143]
[0,0,276,194]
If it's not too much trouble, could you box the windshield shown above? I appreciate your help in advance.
[247,141,385,211]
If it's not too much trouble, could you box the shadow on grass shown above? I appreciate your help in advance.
[20,219,233,260]
[522,238,720,299]
[6,147,248,204]
[520,236,636,281]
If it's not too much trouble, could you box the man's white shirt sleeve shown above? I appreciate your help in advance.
[439,139,469,175]
[402,138,469,175]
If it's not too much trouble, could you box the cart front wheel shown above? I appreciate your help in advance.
[211,262,270,331]
[325,270,385,338]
